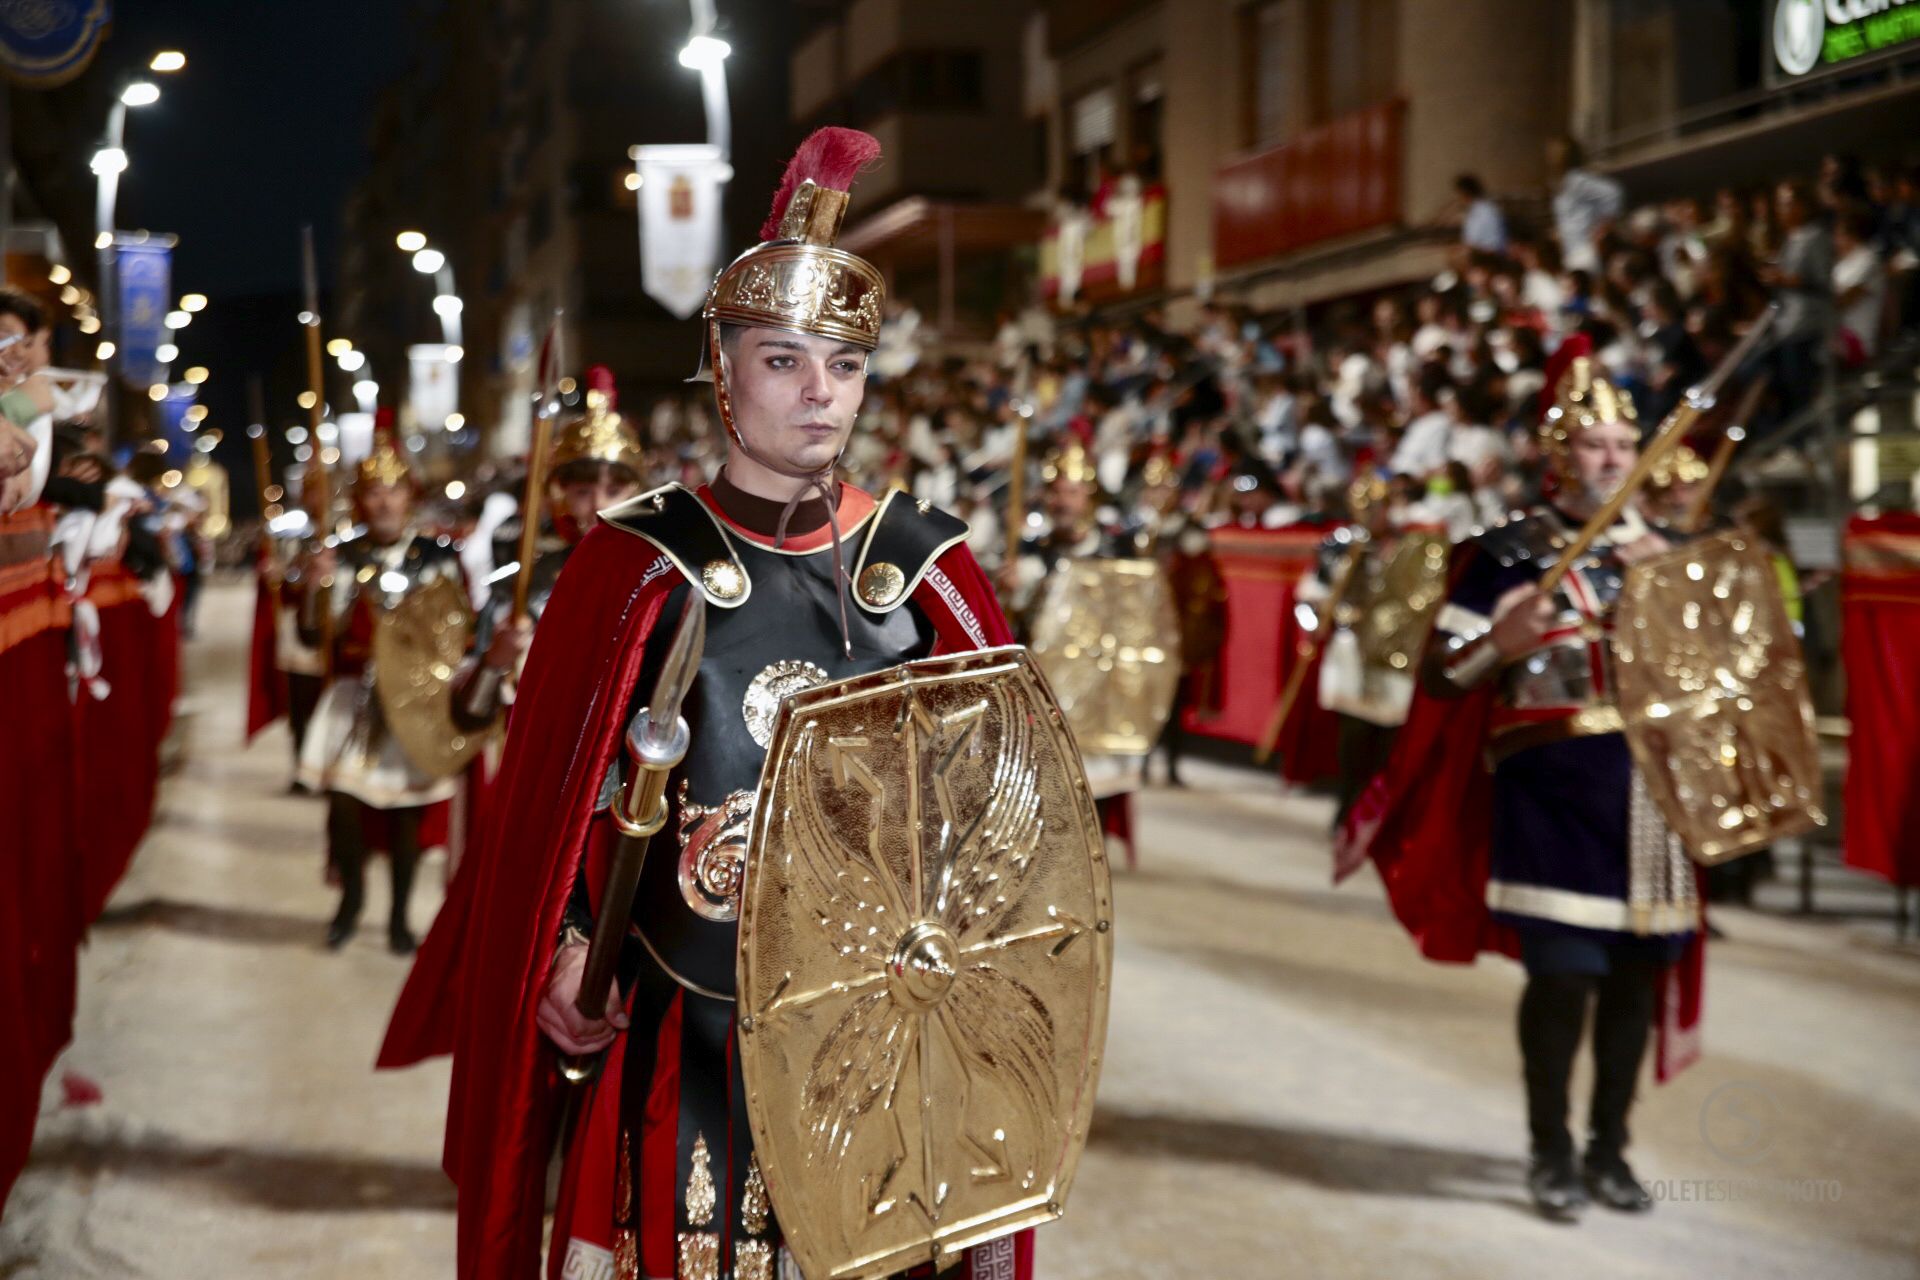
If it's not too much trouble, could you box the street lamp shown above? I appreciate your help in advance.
[96,55,183,444]
[678,34,731,69]
[395,230,427,253]
[411,247,445,274]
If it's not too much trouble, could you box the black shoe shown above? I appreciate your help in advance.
[326,910,359,950]
[1527,1153,1589,1221]
[289,779,312,796]
[1583,1154,1653,1213]
[388,923,417,955]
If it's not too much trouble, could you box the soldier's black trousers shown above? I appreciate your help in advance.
[325,794,422,935]
[1516,946,1660,1164]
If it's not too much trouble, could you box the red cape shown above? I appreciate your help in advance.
[380,502,1013,1279]
[1335,545,1704,1082]
[246,568,288,743]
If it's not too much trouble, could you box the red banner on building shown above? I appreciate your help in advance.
[1213,99,1404,271]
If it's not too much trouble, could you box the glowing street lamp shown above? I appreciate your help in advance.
[678,34,731,69]
[395,230,427,253]
[411,247,445,274]
[120,81,160,107]
[150,51,186,73]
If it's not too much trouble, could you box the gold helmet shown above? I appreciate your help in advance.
[549,364,644,481]
[1139,452,1177,490]
[1541,355,1638,483]
[694,128,886,453]
[1649,442,1710,490]
[355,411,418,494]
[1042,439,1100,489]
[1347,471,1390,516]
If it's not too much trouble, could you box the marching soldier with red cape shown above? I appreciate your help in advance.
[383,130,1035,1280]
[1341,345,1707,1222]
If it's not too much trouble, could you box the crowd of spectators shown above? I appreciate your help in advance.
[622,140,1919,554]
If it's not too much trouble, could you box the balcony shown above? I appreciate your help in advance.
[1211,99,1403,272]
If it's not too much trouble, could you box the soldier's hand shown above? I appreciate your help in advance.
[0,419,32,478]
[1615,531,1672,566]
[485,617,533,671]
[1489,584,1555,659]
[537,942,628,1055]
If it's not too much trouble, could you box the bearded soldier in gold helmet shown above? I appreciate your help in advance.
[297,421,472,953]
[1410,351,1695,1220]
[386,128,1110,1280]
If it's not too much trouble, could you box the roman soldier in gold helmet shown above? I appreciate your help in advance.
[1299,469,1448,826]
[1372,339,1697,1221]
[296,415,470,953]
[454,364,648,730]
[384,129,1061,1280]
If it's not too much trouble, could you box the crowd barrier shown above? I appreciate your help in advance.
[0,508,178,1208]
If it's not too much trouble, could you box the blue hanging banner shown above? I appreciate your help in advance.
[117,239,172,389]
[0,0,111,88]
[155,384,198,461]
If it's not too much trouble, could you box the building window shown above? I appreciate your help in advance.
[1128,57,1165,176]
[1068,84,1115,198]
[1243,0,1294,148]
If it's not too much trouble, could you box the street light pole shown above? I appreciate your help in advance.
[94,99,127,444]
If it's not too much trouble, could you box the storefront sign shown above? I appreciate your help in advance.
[1773,0,1920,78]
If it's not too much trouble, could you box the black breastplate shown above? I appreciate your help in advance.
[631,536,935,997]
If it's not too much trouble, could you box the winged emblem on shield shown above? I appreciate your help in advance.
[372,574,492,780]
[736,646,1113,1280]
[1612,531,1825,864]
[1027,557,1182,756]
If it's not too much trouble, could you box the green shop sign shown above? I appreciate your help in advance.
[1773,0,1920,77]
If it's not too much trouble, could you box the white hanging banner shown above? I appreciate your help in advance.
[633,142,731,320]
[1109,175,1145,291]
[1055,204,1089,306]
[409,344,459,432]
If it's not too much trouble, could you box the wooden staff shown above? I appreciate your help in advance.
[300,226,337,683]
[1253,538,1365,765]
[246,376,279,613]
[512,311,564,623]
[1537,307,1776,596]
[1680,375,1769,534]
[1005,405,1030,559]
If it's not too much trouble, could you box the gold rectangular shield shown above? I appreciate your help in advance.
[371,574,491,780]
[1611,532,1825,864]
[1026,558,1182,756]
[736,647,1113,1280]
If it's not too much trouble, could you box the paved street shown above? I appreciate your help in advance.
[4,579,1917,1279]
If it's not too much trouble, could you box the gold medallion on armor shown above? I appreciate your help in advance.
[1612,531,1825,864]
[676,780,754,922]
[735,647,1112,1280]
[1027,557,1182,755]
[371,574,491,779]
[857,560,906,607]
[703,558,746,600]
[743,659,831,748]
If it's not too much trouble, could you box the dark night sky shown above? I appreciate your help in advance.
[106,0,408,298]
